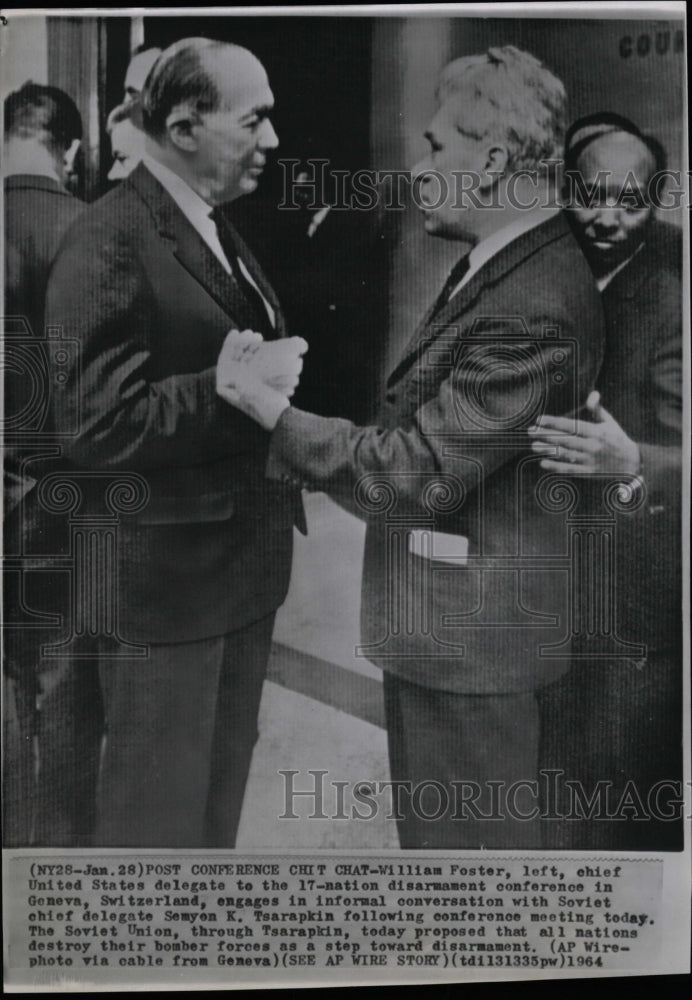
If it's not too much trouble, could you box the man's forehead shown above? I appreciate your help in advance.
[206,48,271,108]
[577,132,656,184]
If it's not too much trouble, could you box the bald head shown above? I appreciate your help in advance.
[139,37,277,206]
[141,38,268,140]
[576,130,657,190]
[568,128,659,275]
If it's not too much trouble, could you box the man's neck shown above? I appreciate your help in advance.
[2,139,62,182]
[144,140,217,206]
[469,180,559,245]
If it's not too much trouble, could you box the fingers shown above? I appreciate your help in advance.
[219,329,264,364]
[530,433,598,457]
[288,336,309,356]
[538,458,593,475]
[528,415,592,436]
[532,442,592,465]
[585,389,600,410]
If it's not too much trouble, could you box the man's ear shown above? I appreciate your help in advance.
[165,103,200,153]
[63,138,81,176]
[478,144,508,190]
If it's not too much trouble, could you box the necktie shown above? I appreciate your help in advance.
[431,253,471,317]
[209,208,275,338]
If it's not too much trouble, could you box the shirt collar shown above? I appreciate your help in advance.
[142,155,215,227]
[596,241,645,291]
[468,206,562,274]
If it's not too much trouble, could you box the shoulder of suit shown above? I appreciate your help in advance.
[505,214,598,292]
[646,218,682,273]
[55,176,153,252]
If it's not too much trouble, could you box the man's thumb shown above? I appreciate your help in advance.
[585,389,604,421]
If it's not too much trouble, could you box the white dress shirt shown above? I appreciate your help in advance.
[143,155,275,328]
[447,206,562,302]
[596,241,644,292]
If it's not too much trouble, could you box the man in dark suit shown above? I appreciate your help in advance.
[3,83,96,846]
[45,38,306,847]
[4,83,84,348]
[217,46,605,848]
[530,115,683,849]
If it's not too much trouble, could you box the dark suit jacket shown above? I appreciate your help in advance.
[4,175,85,513]
[4,174,85,338]
[45,162,301,644]
[267,212,605,694]
[595,220,682,653]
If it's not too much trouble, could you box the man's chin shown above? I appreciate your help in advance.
[585,243,628,274]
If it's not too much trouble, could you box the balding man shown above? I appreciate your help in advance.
[219,47,605,848]
[531,114,683,849]
[46,38,306,847]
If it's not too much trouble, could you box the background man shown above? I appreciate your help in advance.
[531,114,683,849]
[4,82,83,350]
[3,82,100,847]
[106,98,146,180]
[45,38,305,847]
[123,44,162,103]
[218,46,606,849]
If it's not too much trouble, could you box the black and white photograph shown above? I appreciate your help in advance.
[1,2,689,989]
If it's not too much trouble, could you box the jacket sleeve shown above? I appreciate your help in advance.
[46,216,265,471]
[635,304,682,513]
[267,305,603,519]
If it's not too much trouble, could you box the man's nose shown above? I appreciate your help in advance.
[259,119,279,150]
[592,207,622,232]
[411,158,430,183]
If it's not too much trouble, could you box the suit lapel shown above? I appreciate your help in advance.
[387,211,572,388]
[127,163,283,334]
[223,218,286,337]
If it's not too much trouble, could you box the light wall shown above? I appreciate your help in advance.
[371,15,686,372]
[1,15,48,94]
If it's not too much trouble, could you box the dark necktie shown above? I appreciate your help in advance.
[209,208,275,338]
[431,253,471,318]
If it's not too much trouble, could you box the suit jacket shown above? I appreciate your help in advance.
[45,162,302,644]
[267,212,605,694]
[4,175,85,514]
[595,219,682,653]
[4,175,85,338]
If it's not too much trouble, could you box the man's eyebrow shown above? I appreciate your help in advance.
[239,104,273,122]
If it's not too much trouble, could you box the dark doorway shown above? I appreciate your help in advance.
[141,16,386,422]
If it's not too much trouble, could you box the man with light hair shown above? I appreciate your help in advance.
[218,45,605,849]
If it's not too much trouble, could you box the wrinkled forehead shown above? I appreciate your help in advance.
[576,132,657,189]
